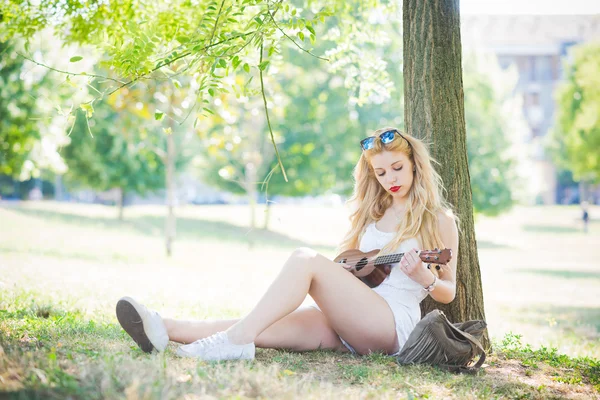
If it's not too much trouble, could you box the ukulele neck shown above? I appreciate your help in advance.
[374,252,404,266]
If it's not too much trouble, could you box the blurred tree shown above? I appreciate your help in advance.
[266,14,405,198]
[197,76,280,233]
[0,40,68,180]
[62,105,165,221]
[109,79,200,255]
[550,42,600,189]
[0,41,38,177]
[0,0,339,179]
[463,52,518,216]
[198,9,404,231]
[1,1,403,187]
[403,0,487,345]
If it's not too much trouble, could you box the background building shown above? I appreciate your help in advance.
[462,15,600,204]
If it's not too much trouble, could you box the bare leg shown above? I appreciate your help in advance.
[225,247,399,355]
[163,318,236,344]
[164,307,348,352]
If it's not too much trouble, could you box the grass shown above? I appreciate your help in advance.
[1,201,599,399]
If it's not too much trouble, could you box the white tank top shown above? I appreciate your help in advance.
[359,222,429,306]
[358,222,430,347]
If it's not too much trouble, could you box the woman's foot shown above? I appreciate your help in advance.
[176,331,255,361]
[116,296,169,353]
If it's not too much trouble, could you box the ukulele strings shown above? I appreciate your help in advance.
[338,252,405,266]
[339,252,444,266]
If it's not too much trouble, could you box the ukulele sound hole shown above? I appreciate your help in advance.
[355,258,369,271]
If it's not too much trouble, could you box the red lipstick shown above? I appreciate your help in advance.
[390,186,401,192]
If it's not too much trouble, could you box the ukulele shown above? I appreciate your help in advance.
[334,248,452,288]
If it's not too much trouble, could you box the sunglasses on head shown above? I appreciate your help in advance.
[360,129,410,151]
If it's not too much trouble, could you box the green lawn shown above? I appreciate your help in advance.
[1,201,599,399]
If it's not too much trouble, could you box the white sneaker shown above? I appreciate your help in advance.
[116,296,169,353]
[176,331,255,361]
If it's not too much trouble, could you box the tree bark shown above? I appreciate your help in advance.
[117,187,125,221]
[403,0,489,347]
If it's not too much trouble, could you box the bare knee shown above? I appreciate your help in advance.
[290,247,318,261]
[285,247,318,271]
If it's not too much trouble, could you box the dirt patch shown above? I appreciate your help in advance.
[486,357,599,399]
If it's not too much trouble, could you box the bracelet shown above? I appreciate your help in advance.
[423,275,437,292]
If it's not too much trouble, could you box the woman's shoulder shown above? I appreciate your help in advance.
[435,209,458,240]
[436,208,456,224]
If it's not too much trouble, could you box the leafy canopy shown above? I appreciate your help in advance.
[550,42,600,184]
[1,0,338,178]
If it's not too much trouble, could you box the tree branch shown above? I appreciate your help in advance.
[16,53,127,85]
[106,30,258,96]
[267,10,329,61]
[259,40,287,182]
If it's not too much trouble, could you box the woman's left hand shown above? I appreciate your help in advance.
[399,248,436,287]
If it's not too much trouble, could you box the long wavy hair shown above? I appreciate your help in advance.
[338,127,457,255]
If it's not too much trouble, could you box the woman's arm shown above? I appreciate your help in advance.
[428,210,458,304]
[398,210,459,304]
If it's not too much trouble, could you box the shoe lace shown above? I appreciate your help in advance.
[188,332,227,350]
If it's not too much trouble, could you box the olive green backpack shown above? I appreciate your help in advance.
[396,309,487,374]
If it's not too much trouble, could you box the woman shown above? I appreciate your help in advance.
[116,128,459,361]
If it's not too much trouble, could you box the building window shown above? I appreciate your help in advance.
[529,56,537,81]
[536,56,554,81]
[529,92,540,106]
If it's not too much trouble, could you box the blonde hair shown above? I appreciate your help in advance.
[339,127,457,255]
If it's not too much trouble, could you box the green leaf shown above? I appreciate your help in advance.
[80,103,94,118]
[243,63,250,73]
[155,111,164,121]
[69,56,83,63]
[218,59,227,68]
[172,79,181,89]
[176,36,190,44]
[258,61,270,71]
[232,56,241,69]
[307,25,315,35]
[65,75,77,88]
[208,88,215,97]
[297,32,305,41]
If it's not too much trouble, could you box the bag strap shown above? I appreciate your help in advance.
[446,319,487,373]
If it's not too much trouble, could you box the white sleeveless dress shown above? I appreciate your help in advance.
[309,222,428,355]
[364,222,429,353]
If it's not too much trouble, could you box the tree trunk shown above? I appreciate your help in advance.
[117,187,125,221]
[403,0,489,347]
[263,201,271,230]
[579,180,588,204]
[246,161,257,248]
[165,129,176,257]
[54,175,63,201]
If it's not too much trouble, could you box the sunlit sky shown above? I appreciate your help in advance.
[460,0,600,15]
